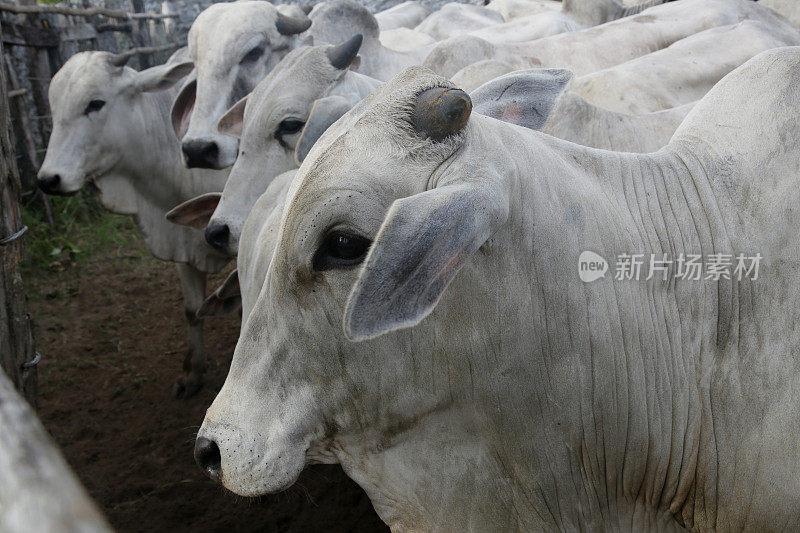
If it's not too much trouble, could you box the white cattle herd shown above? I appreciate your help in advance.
[37,0,800,529]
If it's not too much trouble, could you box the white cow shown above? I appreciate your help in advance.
[456,17,800,98]
[762,0,800,30]
[175,0,431,172]
[196,48,800,529]
[379,27,437,52]
[375,1,430,31]
[197,67,693,321]
[424,0,787,78]
[195,170,296,324]
[414,3,505,40]
[173,21,713,258]
[471,69,693,152]
[572,19,800,113]
[485,0,562,21]
[308,0,434,81]
[167,36,377,257]
[472,0,673,45]
[174,1,312,170]
[37,52,230,398]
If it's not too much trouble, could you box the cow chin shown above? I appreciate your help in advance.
[198,421,308,498]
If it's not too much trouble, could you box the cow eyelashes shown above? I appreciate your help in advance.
[241,46,264,64]
[84,99,106,115]
[312,231,372,271]
[276,118,305,136]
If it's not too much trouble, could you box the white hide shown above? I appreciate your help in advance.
[39,52,228,272]
[414,3,505,40]
[199,48,800,529]
[309,0,434,81]
[471,69,693,152]
[424,0,788,78]
[375,1,430,31]
[573,19,800,113]
[38,52,230,397]
[177,1,311,169]
[208,42,381,256]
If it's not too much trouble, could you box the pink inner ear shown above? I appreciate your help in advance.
[165,193,221,230]
[171,80,196,140]
[218,100,246,137]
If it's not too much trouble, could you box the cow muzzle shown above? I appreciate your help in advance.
[182,140,220,169]
[37,173,62,195]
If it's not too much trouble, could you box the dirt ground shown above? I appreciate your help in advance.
[26,237,388,533]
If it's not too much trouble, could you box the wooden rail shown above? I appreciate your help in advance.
[0,369,112,532]
[0,2,179,20]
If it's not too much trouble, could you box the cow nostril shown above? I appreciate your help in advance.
[204,224,230,251]
[194,437,222,482]
[182,141,220,169]
[37,174,61,194]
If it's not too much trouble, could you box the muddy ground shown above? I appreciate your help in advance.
[26,236,388,532]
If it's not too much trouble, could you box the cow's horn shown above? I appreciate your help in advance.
[326,34,363,70]
[276,11,312,35]
[107,52,132,67]
[412,88,472,142]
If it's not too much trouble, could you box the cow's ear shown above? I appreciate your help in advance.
[344,182,508,341]
[217,96,248,139]
[295,95,353,164]
[171,78,196,140]
[165,192,221,230]
[135,61,194,93]
[198,270,241,317]
[470,68,573,130]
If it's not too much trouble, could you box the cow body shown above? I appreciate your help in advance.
[38,52,230,398]
[197,48,800,530]
[472,69,693,152]
[573,19,800,113]
[424,0,786,78]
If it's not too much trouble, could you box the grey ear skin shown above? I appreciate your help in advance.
[276,10,312,35]
[326,34,363,70]
[295,95,354,165]
[135,61,194,93]
[198,269,241,318]
[470,69,574,131]
[217,96,248,139]
[165,192,222,230]
[171,78,196,140]
[344,183,509,341]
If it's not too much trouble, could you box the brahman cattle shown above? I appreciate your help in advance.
[424,0,787,78]
[37,51,229,398]
[195,47,800,529]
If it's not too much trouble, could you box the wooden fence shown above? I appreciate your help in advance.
[0,0,186,190]
[0,367,112,532]
[0,4,189,529]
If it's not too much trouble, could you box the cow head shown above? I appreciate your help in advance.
[38,52,192,196]
[174,1,312,170]
[196,68,510,500]
[193,35,368,257]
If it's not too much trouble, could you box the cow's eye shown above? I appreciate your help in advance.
[313,231,371,271]
[241,46,264,64]
[276,118,305,136]
[84,99,106,115]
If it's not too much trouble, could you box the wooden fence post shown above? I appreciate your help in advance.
[0,21,37,405]
[129,0,153,69]
[0,368,112,532]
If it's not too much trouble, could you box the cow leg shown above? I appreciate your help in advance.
[173,263,207,399]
